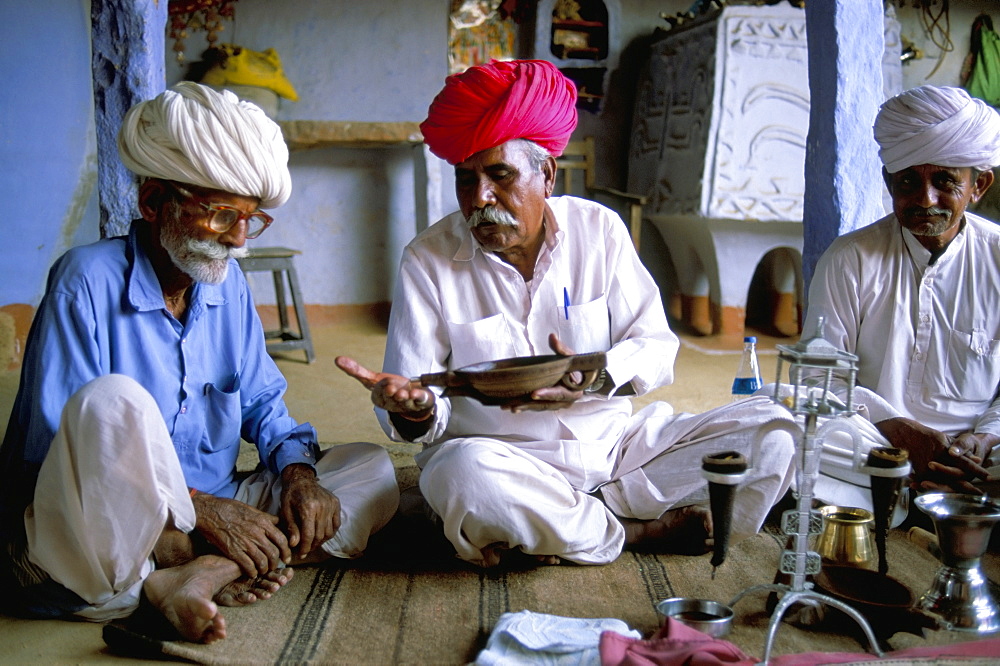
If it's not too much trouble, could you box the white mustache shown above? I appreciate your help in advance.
[467,207,518,228]
[185,237,248,260]
[912,207,949,217]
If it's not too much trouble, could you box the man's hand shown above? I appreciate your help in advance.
[875,417,990,493]
[279,463,341,560]
[335,356,435,418]
[193,493,292,577]
[503,333,585,413]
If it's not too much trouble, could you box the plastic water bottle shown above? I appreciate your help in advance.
[731,336,762,400]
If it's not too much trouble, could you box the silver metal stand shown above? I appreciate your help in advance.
[723,321,913,664]
[728,414,884,664]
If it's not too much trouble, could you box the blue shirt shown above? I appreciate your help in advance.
[0,221,318,534]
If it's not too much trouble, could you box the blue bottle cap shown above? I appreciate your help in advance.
[744,336,756,343]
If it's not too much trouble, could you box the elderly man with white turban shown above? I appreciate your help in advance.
[337,60,796,569]
[800,85,1000,515]
[0,82,398,643]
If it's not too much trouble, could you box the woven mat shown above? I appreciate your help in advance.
[101,513,1000,665]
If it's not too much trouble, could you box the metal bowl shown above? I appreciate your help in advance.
[656,597,734,638]
[419,351,606,400]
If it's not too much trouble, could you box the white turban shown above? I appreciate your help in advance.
[117,81,291,208]
[874,85,1000,174]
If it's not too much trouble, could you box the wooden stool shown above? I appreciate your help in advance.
[237,247,315,363]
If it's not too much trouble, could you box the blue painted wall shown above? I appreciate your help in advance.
[5,0,989,311]
[0,0,99,307]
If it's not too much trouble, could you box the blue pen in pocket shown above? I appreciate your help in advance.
[563,287,570,320]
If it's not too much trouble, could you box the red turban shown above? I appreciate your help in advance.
[420,60,578,165]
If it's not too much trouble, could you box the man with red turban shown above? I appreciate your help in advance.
[418,59,579,165]
[338,61,795,567]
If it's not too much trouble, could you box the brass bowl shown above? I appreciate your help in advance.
[656,597,734,638]
[419,351,606,401]
[816,505,876,569]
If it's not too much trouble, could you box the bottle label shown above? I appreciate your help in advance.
[731,377,762,395]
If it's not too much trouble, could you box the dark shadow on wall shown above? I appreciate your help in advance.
[589,29,666,190]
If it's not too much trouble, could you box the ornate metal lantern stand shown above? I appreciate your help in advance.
[726,318,910,664]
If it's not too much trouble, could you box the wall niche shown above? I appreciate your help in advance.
[535,0,620,114]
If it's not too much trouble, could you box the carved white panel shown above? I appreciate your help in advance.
[632,3,810,223]
[705,4,809,221]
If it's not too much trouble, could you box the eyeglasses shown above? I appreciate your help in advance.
[168,182,273,239]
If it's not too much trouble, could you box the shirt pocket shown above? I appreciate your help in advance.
[447,313,517,369]
[556,293,612,354]
[933,328,1000,402]
[201,373,242,451]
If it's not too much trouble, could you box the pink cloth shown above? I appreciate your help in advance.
[419,59,578,165]
[599,618,753,665]
[600,618,1000,665]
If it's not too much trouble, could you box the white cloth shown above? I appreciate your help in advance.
[382,197,796,566]
[874,85,1000,173]
[117,81,291,208]
[25,374,193,619]
[24,374,399,620]
[474,610,641,666]
[801,211,1000,512]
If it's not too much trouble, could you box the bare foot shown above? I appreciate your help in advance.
[489,546,562,569]
[533,554,562,565]
[142,555,240,643]
[622,505,714,555]
[214,567,295,607]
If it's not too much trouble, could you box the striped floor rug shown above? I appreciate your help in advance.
[102,518,999,665]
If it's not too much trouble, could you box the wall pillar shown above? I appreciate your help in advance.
[802,1,886,290]
[91,0,167,237]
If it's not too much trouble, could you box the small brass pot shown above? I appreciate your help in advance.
[816,505,876,570]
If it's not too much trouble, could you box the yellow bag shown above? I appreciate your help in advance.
[199,44,299,101]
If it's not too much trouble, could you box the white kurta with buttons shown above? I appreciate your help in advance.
[378,196,795,566]
[805,211,1000,444]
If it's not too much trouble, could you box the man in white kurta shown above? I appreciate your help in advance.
[800,85,999,511]
[338,60,795,567]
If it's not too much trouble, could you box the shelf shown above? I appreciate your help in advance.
[278,120,423,151]
[552,19,605,29]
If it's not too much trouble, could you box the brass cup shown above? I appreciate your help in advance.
[816,505,876,570]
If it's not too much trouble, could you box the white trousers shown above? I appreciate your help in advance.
[419,396,796,567]
[24,374,399,620]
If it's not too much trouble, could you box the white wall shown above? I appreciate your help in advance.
[896,0,997,90]
[166,0,454,307]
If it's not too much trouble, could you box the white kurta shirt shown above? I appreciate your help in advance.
[379,196,680,490]
[805,211,1000,447]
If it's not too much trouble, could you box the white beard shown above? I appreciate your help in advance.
[160,207,248,284]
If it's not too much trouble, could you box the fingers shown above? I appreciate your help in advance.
[334,356,378,388]
[929,457,990,481]
[264,521,293,568]
[375,377,435,413]
[248,528,288,575]
[917,477,982,494]
[547,332,577,357]
[232,551,261,578]
[503,386,583,413]
[281,484,341,559]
